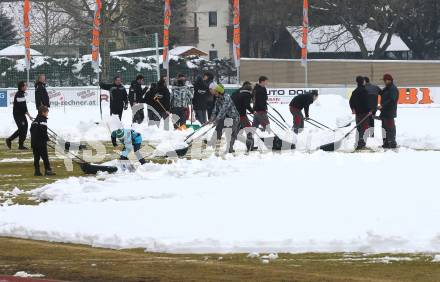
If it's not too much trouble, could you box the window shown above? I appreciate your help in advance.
[209,50,218,60]
[209,11,217,27]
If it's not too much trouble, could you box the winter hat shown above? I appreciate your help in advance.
[356,76,365,86]
[383,73,393,81]
[215,84,225,94]
[115,129,124,139]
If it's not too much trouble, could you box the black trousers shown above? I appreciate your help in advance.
[369,110,377,130]
[171,107,187,128]
[132,109,145,124]
[214,118,240,152]
[382,118,397,146]
[356,113,370,147]
[195,109,208,124]
[148,109,161,122]
[33,145,51,172]
[290,108,304,134]
[9,115,28,147]
[111,108,123,120]
[207,100,215,119]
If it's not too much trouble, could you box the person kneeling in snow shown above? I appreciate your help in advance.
[209,84,240,154]
[289,90,318,134]
[111,128,146,165]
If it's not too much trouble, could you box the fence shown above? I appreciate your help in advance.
[240,58,440,87]
[0,35,160,88]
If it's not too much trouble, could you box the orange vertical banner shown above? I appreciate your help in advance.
[163,0,171,70]
[91,0,102,73]
[233,0,240,68]
[24,0,31,70]
[301,0,309,67]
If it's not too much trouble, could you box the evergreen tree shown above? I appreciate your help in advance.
[0,9,17,44]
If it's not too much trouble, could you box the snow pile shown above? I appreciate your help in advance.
[1,150,440,253]
[0,158,34,163]
[14,271,45,278]
[369,256,413,264]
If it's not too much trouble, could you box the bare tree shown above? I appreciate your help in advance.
[55,0,128,81]
[239,0,302,58]
[311,0,411,59]
[125,0,188,46]
[30,0,73,52]
[397,0,440,59]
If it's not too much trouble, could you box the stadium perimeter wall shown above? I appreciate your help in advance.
[0,85,438,111]
[240,58,440,88]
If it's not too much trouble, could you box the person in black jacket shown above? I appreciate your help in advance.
[203,72,216,119]
[6,81,33,150]
[144,82,160,125]
[232,81,255,151]
[100,76,128,120]
[156,76,171,117]
[252,76,270,131]
[289,90,318,134]
[379,74,399,149]
[364,77,382,135]
[35,74,50,110]
[30,106,55,176]
[144,76,171,128]
[192,76,209,124]
[350,76,372,150]
[128,74,146,124]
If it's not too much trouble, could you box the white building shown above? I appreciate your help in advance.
[184,0,231,60]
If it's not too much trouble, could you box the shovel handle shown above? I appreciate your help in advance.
[344,113,372,138]
[155,99,168,115]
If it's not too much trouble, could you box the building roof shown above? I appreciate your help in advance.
[0,44,43,57]
[169,46,208,57]
[110,47,164,56]
[287,25,410,53]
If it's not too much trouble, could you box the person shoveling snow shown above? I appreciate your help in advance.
[111,128,146,165]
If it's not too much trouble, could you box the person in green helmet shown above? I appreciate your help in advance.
[209,84,240,154]
[111,128,146,165]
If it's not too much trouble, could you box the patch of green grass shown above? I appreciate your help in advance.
[1,238,440,282]
[0,141,82,205]
[0,137,177,205]
[0,138,151,204]
[3,139,440,281]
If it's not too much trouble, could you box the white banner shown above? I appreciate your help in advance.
[1,86,438,108]
[4,87,109,108]
[266,87,439,106]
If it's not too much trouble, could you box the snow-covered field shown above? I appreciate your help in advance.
[1,95,439,150]
[1,95,440,254]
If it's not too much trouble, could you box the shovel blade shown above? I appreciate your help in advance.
[79,162,118,175]
[319,140,343,152]
[166,146,190,157]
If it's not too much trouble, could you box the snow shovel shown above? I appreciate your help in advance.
[186,105,201,130]
[306,119,335,132]
[79,162,118,175]
[144,123,216,158]
[267,104,291,129]
[173,123,216,156]
[248,112,296,151]
[266,111,290,131]
[47,140,118,175]
[319,113,372,152]
[183,122,214,142]
[47,127,87,151]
